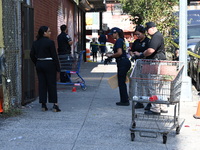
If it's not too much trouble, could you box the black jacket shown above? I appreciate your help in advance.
[30,37,60,72]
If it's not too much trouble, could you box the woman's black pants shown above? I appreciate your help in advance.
[117,58,131,103]
[36,60,58,104]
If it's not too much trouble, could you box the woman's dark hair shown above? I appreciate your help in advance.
[36,26,48,40]
[118,29,124,40]
[134,25,145,34]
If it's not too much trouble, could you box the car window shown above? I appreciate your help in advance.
[188,25,200,39]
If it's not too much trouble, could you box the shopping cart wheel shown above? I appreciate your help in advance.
[176,126,180,134]
[162,134,167,144]
[131,132,135,141]
[81,84,87,91]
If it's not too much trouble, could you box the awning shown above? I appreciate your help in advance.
[80,0,120,12]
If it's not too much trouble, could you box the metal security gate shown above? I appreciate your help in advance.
[21,4,35,105]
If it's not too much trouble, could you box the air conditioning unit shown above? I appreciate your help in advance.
[79,0,93,11]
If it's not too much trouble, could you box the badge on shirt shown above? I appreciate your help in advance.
[66,35,72,41]
[142,42,146,47]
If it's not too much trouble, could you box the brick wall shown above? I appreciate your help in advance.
[33,0,75,50]
[33,0,58,44]
[32,0,77,98]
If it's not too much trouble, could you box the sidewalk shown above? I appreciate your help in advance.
[0,59,200,150]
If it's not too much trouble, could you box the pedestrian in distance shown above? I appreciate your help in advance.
[107,27,131,106]
[30,26,61,112]
[98,30,107,62]
[90,38,99,62]
[133,22,168,115]
[130,25,151,110]
[57,24,73,83]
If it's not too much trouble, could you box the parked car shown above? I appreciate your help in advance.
[187,39,200,91]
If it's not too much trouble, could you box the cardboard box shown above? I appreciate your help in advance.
[107,74,129,89]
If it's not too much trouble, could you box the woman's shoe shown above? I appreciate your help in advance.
[41,103,48,111]
[53,104,61,112]
[116,102,130,106]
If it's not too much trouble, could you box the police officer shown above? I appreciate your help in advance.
[134,22,167,115]
[130,25,151,109]
[107,27,131,106]
[57,24,73,82]
[130,25,149,57]
[30,26,61,112]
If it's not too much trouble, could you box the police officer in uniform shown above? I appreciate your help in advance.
[30,26,61,112]
[130,25,151,109]
[107,27,131,106]
[134,22,167,115]
[57,24,73,82]
[130,25,149,56]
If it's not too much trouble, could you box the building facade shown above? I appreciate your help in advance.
[1,0,90,109]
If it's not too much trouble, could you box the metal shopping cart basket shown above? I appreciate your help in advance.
[57,50,86,90]
[129,59,185,144]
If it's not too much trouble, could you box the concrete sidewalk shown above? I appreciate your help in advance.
[0,60,200,150]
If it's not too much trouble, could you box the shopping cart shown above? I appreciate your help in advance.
[129,59,185,144]
[57,50,86,90]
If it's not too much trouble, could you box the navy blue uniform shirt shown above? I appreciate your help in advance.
[57,32,72,54]
[30,37,60,72]
[113,38,127,58]
[131,37,150,53]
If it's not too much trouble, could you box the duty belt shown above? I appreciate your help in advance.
[37,57,53,60]
[116,57,127,61]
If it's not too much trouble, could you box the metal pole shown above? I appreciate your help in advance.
[179,0,192,101]
[179,0,187,74]
[99,12,102,31]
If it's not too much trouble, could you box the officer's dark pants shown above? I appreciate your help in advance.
[36,60,58,104]
[117,58,131,103]
[60,72,71,82]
